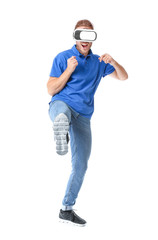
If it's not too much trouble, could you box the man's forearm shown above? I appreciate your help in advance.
[112,61,128,80]
[99,53,128,80]
[47,56,78,96]
[47,68,72,96]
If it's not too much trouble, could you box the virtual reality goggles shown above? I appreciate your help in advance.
[73,29,97,42]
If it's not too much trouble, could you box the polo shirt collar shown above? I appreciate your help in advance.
[72,45,93,57]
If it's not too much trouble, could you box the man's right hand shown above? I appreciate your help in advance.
[67,56,78,73]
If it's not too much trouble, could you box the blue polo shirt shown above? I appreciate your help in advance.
[49,45,115,119]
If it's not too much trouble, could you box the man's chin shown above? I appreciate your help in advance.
[76,45,90,56]
[81,48,89,56]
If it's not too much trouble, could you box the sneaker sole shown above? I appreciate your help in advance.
[53,113,69,155]
[59,219,86,227]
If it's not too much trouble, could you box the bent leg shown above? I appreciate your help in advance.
[49,100,72,155]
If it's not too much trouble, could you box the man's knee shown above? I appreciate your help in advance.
[49,100,71,123]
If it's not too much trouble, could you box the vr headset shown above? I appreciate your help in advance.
[73,29,97,42]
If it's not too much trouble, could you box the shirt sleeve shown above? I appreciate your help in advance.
[49,54,66,77]
[102,63,115,77]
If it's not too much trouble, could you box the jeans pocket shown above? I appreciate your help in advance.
[48,101,55,115]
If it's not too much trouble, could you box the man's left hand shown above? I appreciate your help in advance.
[99,54,115,66]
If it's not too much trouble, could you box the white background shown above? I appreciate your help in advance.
[0,0,158,239]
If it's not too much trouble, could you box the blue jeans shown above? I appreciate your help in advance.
[48,100,92,210]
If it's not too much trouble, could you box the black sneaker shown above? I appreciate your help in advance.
[59,209,87,227]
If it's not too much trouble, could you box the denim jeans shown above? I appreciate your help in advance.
[48,100,92,210]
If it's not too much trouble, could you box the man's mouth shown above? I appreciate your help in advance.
[81,43,88,49]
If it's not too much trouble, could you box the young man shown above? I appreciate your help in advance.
[47,19,128,226]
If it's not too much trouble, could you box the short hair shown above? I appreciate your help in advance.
[74,19,94,30]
